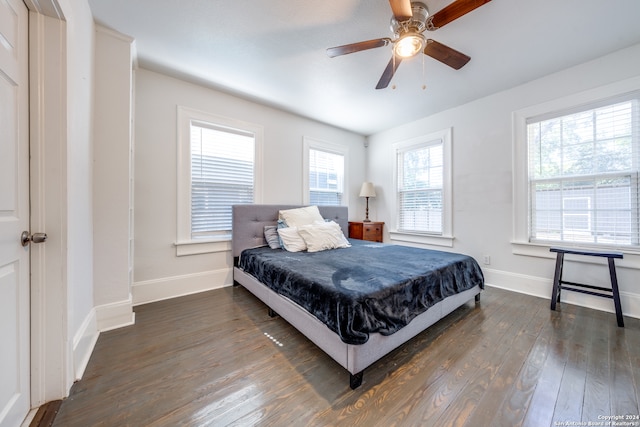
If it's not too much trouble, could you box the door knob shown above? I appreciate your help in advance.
[21,231,48,247]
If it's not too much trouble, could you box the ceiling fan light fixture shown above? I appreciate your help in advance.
[394,33,426,58]
[326,0,489,89]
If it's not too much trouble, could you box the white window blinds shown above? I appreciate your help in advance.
[309,148,344,206]
[527,93,640,247]
[190,122,255,238]
[397,140,444,234]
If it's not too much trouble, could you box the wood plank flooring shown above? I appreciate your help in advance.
[52,286,640,426]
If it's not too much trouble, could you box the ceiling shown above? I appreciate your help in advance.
[88,0,640,136]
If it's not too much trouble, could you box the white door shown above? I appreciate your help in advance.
[0,0,30,425]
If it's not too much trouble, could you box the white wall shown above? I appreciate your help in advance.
[367,43,640,319]
[59,0,99,385]
[93,26,135,331]
[61,0,95,342]
[133,69,367,304]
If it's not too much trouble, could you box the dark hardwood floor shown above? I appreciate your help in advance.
[51,285,640,426]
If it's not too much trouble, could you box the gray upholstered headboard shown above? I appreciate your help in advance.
[232,204,349,259]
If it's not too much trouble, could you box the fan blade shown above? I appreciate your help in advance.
[376,55,403,89]
[389,0,413,21]
[326,38,391,58]
[424,39,470,69]
[429,0,491,29]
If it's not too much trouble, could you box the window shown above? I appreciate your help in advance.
[398,142,443,233]
[308,149,344,205]
[527,95,639,247]
[513,80,640,255]
[303,137,348,206]
[391,129,453,247]
[177,107,263,255]
[190,124,254,238]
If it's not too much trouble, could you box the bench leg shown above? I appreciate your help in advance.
[550,252,564,311]
[608,258,624,328]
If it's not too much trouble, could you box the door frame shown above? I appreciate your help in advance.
[25,0,71,406]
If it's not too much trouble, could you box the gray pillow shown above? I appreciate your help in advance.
[264,225,281,249]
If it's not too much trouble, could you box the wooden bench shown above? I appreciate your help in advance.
[550,247,624,327]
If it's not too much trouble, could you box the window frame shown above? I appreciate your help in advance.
[176,106,263,256]
[302,136,349,206]
[512,77,640,259]
[390,128,453,247]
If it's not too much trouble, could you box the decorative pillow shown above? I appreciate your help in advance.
[277,226,307,252]
[297,220,351,253]
[278,206,324,228]
[276,219,288,247]
[264,226,281,249]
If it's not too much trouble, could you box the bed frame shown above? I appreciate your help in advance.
[232,204,481,389]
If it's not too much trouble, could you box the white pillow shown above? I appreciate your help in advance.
[277,226,307,252]
[278,206,324,228]
[297,221,351,253]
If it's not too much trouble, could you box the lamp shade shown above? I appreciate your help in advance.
[359,182,376,198]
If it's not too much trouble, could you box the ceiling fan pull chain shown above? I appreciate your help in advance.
[393,55,398,89]
[422,55,427,90]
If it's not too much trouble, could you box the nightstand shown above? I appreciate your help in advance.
[348,221,384,242]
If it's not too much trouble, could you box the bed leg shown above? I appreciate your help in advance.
[268,308,278,318]
[475,293,481,303]
[233,280,240,287]
[350,372,363,389]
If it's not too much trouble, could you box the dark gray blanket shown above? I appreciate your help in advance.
[238,239,484,345]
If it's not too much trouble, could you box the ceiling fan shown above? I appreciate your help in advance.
[326,0,491,89]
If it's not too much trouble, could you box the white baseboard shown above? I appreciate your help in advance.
[95,297,136,332]
[72,308,99,381]
[132,268,232,306]
[483,267,640,320]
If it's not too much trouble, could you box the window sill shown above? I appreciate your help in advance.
[175,238,232,256]
[511,240,640,269]
[389,231,454,248]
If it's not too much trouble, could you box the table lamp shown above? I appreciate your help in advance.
[359,182,376,222]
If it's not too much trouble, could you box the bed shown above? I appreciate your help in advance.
[232,204,484,389]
